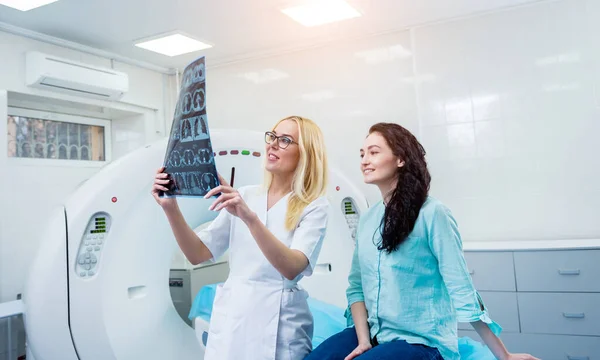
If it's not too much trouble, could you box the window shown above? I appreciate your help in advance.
[6,108,111,165]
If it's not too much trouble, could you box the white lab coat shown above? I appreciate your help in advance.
[197,185,330,360]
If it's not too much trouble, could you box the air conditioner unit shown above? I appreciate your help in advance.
[25,51,129,101]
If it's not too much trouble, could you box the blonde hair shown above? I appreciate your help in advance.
[264,116,328,230]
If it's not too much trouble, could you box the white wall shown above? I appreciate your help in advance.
[414,0,600,241]
[206,30,418,203]
[0,30,176,306]
[205,0,600,242]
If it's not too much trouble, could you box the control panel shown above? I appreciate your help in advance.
[75,212,112,278]
[341,197,360,243]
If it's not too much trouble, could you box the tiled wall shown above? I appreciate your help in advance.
[415,0,600,240]
[207,0,600,242]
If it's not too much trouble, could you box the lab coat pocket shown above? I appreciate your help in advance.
[282,287,310,311]
[279,288,313,360]
[208,284,229,337]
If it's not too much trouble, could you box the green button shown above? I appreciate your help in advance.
[241,150,250,155]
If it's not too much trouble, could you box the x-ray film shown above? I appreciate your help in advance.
[161,56,219,197]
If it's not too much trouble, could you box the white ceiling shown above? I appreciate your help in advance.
[0,0,547,71]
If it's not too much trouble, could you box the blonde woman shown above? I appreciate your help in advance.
[151,116,330,360]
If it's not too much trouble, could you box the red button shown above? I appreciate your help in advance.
[335,186,340,191]
[230,150,239,155]
[111,197,117,203]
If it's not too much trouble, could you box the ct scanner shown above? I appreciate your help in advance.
[21,129,368,360]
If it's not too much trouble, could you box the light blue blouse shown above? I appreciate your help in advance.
[345,197,501,360]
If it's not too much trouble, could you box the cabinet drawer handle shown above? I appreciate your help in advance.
[567,356,589,360]
[563,312,585,319]
[558,269,580,275]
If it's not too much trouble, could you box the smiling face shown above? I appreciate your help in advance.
[264,119,300,176]
[360,131,404,186]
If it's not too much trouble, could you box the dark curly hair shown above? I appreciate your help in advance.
[369,123,431,253]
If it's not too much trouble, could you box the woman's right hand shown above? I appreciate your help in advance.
[151,167,177,209]
[344,342,372,360]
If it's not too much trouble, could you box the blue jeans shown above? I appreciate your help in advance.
[305,327,442,360]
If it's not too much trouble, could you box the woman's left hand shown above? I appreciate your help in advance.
[204,174,255,223]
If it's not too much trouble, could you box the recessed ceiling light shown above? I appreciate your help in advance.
[281,0,361,27]
[134,33,212,57]
[0,0,59,11]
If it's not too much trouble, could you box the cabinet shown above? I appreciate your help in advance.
[458,240,600,360]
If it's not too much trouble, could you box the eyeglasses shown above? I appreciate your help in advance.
[265,131,297,149]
